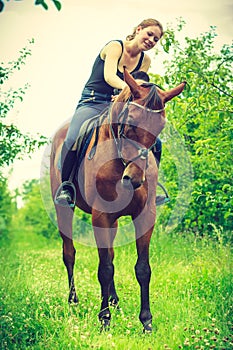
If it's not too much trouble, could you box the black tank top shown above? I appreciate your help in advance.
[84,40,145,95]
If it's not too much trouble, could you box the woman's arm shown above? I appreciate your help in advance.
[101,41,152,89]
[101,41,128,90]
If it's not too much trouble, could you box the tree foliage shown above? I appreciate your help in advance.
[0,41,48,241]
[0,0,62,12]
[18,178,58,239]
[0,175,14,240]
[150,19,233,238]
[0,40,47,167]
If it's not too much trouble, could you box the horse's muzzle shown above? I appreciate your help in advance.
[121,174,143,190]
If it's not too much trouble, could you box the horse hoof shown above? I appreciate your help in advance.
[100,318,111,332]
[68,293,79,304]
[143,322,152,334]
[109,298,120,310]
[68,299,79,306]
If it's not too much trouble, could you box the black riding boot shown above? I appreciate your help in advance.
[55,143,76,207]
[153,139,170,206]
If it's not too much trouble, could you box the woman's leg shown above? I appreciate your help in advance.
[55,104,107,206]
[152,138,170,206]
[153,137,162,166]
[65,104,105,149]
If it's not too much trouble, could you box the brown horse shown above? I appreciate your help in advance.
[50,68,186,332]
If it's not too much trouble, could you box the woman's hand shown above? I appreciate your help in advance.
[111,94,119,102]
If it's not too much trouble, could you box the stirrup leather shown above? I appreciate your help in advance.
[156,182,170,206]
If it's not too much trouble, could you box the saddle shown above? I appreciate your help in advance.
[69,107,109,179]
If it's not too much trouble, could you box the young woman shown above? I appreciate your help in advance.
[55,18,168,206]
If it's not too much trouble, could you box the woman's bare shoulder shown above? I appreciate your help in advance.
[100,40,123,60]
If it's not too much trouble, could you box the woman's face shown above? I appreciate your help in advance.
[136,25,162,51]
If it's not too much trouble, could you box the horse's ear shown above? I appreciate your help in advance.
[123,67,141,99]
[163,82,187,102]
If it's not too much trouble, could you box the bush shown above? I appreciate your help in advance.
[19,179,58,240]
[0,174,14,240]
[150,20,233,239]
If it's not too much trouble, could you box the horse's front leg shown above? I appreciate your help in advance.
[61,234,78,304]
[134,228,153,333]
[109,222,119,307]
[97,247,114,329]
[56,206,78,304]
[109,247,120,308]
[93,214,117,330]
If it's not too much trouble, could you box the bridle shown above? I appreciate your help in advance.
[109,96,165,168]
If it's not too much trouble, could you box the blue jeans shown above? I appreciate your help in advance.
[154,137,162,163]
[65,88,112,149]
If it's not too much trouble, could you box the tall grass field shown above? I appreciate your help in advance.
[0,217,232,349]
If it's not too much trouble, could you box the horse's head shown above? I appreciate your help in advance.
[110,68,186,190]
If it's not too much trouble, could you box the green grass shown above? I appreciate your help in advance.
[0,218,232,349]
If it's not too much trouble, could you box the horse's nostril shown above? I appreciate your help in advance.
[121,175,142,190]
[121,175,132,188]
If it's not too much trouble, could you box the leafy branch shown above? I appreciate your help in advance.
[34,0,61,11]
[175,47,233,98]
[0,40,48,167]
[0,0,62,12]
[161,21,233,98]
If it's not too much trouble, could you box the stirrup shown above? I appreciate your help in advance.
[54,181,76,208]
[156,182,170,207]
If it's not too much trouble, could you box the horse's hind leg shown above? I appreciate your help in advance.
[56,206,78,304]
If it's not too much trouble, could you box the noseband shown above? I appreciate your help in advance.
[109,96,165,168]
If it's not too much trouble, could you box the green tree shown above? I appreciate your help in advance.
[0,41,48,240]
[151,19,233,238]
[0,40,47,167]
[19,178,58,239]
[0,175,14,240]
